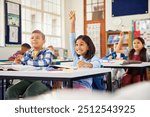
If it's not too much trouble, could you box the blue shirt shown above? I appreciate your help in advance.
[21,48,52,67]
[70,33,101,88]
[103,51,127,60]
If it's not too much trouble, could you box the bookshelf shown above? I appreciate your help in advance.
[106,31,132,55]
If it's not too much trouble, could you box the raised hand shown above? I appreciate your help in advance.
[69,10,76,23]
[119,32,124,40]
[69,10,76,33]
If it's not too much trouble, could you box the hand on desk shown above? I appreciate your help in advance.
[116,57,123,60]
[77,60,93,68]
[14,54,23,64]
[108,56,113,60]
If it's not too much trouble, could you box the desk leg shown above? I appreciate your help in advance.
[144,67,147,80]
[140,67,147,81]
[63,81,67,88]
[107,72,112,91]
[67,80,73,88]
[1,79,4,100]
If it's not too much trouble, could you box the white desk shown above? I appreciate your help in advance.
[102,62,150,68]
[0,68,112,100]
[102,62,150,81]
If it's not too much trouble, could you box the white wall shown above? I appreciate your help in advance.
[64,0,84,50]
[7,0,21,4]
[0,0,5,47]
[0,47,21,60]
[106,0,150,31]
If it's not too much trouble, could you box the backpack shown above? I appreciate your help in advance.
[92,76,106,90]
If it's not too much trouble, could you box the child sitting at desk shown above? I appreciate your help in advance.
[102,32,127,89]
[69,11,101,89]
[8,43,31,61]
[5,30,53,99]
[121,37,149,87]
[103,32,127,60]
[47,45,59,59]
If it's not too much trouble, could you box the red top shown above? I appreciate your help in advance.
[131,54,141,61]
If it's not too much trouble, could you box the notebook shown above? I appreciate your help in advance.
[0,65,38,71]
[48,65,77,70]
[121,60,142,65]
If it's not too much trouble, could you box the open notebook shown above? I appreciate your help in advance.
[0,65,39,71]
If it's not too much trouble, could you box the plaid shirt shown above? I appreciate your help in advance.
[103,51,127,60]
[21,48,52,67]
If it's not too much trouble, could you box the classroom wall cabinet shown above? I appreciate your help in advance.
[106,31,132,55]
[84,0,106,57]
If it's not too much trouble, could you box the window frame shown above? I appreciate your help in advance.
[21,0,63,48]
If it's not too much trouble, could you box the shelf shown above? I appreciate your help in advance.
[106,31,132,55]
[106,31,130,34]
[107,43,128,46]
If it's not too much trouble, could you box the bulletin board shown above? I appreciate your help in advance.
[112,0,148,17]
[5,1,22,45]
[133,19,150,54]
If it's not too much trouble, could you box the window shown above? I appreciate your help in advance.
[86,0,104,20]
[21,0,62,47]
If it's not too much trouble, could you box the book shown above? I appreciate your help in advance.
[48,65,77,70]
[121,60,142,65]
[0,65,39,71]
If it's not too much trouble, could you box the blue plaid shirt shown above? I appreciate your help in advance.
[21,48,52,87]
[21,48,52,67]
[103,51,127,60]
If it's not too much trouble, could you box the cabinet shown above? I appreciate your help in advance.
[106,31,132,55]
[84,0,105,57]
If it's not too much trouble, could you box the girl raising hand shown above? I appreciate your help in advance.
[69,11,101,89]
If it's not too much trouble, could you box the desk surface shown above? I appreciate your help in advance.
[102,62,150,68]
[0,61,13,65]
[0,68,111,79]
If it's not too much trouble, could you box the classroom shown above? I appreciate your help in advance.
[0,0,150,101]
